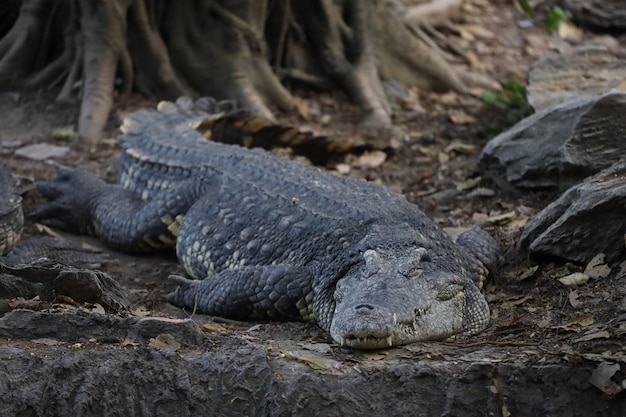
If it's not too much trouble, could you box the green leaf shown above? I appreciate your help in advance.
[517,0,534,16]
[545,6,572,34]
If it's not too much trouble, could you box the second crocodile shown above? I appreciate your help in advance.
[33,99,499,349]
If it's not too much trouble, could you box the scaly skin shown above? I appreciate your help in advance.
[33,98,499,349]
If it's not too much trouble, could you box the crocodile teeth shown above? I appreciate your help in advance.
[340,337,345,347]
[393,313,397,325]
[386,336,393,347]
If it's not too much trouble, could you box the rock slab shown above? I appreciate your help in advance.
[0,310,623,417]
[480,91,626,191]
[520,160,626,263]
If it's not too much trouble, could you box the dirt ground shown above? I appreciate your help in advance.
[1,0,625,416]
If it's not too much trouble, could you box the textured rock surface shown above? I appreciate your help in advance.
[519,160,626,263]
[565,0,626,30]
[0,310,623,417]
[527,46,626,112]
[480,91,626,191]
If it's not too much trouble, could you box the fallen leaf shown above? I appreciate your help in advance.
[129,308,151,317]
[573,330,611,343]
[50,127,79,142]
[89,303,106,314]
[334,163,351,175]
[500,294,532,309]
[558,20,583,41]
[464,25,496,40]
[584,253,612,279]
[32,338,61,346]
[279,349,328,370]
[449,111,476,125]
[444,140,478,155]
[293,97,310,120]
[319,114,331,125]
[467,187,496,198]
[34,224,65,239]
[568,290,583,308]
[355,151,386,169]
[487,211,517,225]
[148,334,181,351]
[363,351,389,361]
[122,337,139,347]
[590,362,622,397]
[557,314,594,332]
[558,272,589,286]
[509,265,539,282]
[55,294,79,306]
[200,323,229,334]
[297,342,332,354]
[455,177,481,191]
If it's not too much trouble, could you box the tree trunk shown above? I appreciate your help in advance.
[0,0,495,141]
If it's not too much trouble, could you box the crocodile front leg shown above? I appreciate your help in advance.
[167,264,315,322]
[32,166,217,252]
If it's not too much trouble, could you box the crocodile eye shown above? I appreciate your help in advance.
[403,269,423,279]
[436,283,464,301]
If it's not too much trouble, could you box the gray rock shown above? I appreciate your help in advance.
[480,91,626,191]
[565,0,626,30]
[527,46,626,112]
[519,160,626,263]
[0,309,622,417]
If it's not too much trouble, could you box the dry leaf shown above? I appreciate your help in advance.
[459,27,476,41]
[444,141,477,154]
[574,330,611,343]
[573,314,594,327]
[487,211,516,225]
[129,307,151,317]
[590,362,622,396]
[363,351,389,360]
[558,272,589,286]
[455,177,480,191]
[449,111,476,125]
[293,97,310,120]
[500,294,532,309]
[355,151,387,169]
[558,20,583,41]
[584,253,612,280]
[334,163,351,175]
[464,24,495,39]
[122,337,139,347]
[200,323,229,334]
[504,265,538,282]
[278,349,328,370]
[32,338,61,346]
[568,290,583,308]
[89,303,106,314]
[148,333,181,351]
[558,314,594,332]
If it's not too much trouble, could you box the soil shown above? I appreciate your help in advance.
[1,1,625,416]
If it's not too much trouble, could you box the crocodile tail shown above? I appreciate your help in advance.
[194,112,371,164]
[120,97,371,164]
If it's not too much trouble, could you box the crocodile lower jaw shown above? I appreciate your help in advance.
[339,334,394,350]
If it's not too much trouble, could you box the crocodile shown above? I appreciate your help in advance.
[32,98,499,349]
[0,162,23,256]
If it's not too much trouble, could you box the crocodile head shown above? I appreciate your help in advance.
[329,247,489,349]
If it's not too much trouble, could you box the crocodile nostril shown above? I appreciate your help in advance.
[355,303,374,311]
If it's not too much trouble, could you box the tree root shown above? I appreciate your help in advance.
[0,0,497,141]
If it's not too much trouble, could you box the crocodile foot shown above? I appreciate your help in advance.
[31,166,106,235]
